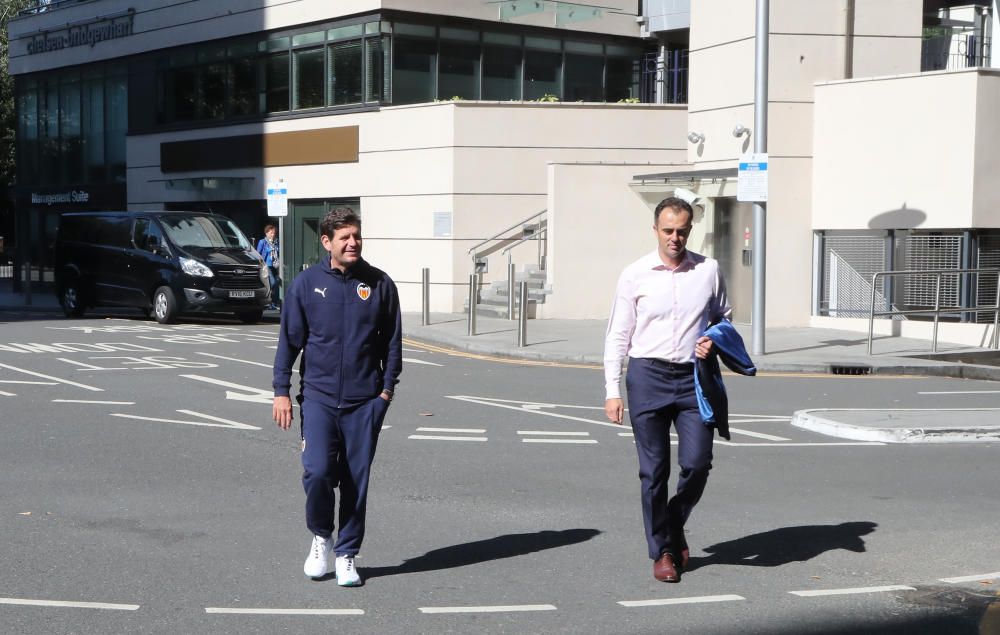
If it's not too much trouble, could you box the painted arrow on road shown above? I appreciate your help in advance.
[110,409,260,430]
[180,374,274,404]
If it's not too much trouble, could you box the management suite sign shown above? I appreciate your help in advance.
[26,10,135,55]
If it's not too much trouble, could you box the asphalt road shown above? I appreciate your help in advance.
[1,310,998,634]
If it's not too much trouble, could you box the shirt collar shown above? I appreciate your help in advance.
[646,249,693,272]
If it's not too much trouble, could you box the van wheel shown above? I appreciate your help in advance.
[60,282,86,318]
[152,286,178,324]
[237,309,264,324]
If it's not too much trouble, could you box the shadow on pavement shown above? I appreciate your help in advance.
[687,521,877,571]
[362,528,601,580]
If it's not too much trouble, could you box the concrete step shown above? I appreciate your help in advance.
[467,301,538,319]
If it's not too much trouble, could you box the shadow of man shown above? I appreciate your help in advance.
[687,521,877,572]
[362,528,601,580]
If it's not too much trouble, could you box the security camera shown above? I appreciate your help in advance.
[732,124,751,138]
[687,131,705,144]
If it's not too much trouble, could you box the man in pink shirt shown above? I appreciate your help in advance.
[604,196,732,583]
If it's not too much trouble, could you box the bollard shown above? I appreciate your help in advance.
[467,273,478,336]
[24,260,32,307]
[516,281,528,347]
[507,262,516,321]
[421,267,430,326]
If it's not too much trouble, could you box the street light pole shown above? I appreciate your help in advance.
[752,0,769,355]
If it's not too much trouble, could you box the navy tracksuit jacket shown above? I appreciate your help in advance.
[273,257,402,555]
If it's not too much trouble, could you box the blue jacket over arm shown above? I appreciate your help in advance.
[694,321,756,440]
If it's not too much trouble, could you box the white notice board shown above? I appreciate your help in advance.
[737,153,768,203]
[266,181,289,217]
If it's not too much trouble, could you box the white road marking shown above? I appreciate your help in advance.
[0,597,139,611]
[194,352,271,368]
[727,428,791,441]
[53,399,135,405]
[617,432,634,437]
[408,435,488,442]
[181,374,275,404]
[0,390,15,396]
[717,441,884,447]
[918,390,1000,395]
[205,607,363,615]
[110,410,261,431]
[0,380,57,385]
[517,430,591,436]
[418,604,556,614]
[522,438,599,444]
[619,594,745,607]
[790,585,915,597]
[940,572,1000,584]
[416,427,485,433]
[447,395,624,429]
[403,357,443,367]
[0,362,103,392]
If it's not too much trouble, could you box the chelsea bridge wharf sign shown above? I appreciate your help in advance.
[27,11,135,55]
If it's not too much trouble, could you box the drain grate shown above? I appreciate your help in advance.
[830,365,872,375]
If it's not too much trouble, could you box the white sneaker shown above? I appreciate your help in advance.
[303,535,332,578]
[335,555,362,587]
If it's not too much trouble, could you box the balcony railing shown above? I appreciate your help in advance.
[18,0,98,16]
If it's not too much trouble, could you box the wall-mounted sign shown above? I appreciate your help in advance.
[27,11,135,55]
[737,153,768,202]
[31,190,90,205]
[266,181,288,217]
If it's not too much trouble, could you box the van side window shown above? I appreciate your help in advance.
[95,217,132,248]
[132,218,166,252]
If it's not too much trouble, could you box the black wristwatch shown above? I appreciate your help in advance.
[380,389,394,402]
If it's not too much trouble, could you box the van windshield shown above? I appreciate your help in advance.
[159,215,252,251]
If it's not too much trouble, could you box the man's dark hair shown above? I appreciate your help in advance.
[320,207,361,238]
[653,197,694,224]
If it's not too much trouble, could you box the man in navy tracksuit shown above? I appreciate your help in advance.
[272,207,401,587]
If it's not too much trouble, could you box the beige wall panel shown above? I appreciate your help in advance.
[813,72,979,230]
[768,102,815,159]
[689,0,754,51]
[358,148,455,196]
[362,104,456,153]
[764,157,814,326]
[689,40,756,112]
[543,163,674,319]
[973,73,1000,227]
[850,36,921,78]
[770,34,847,101]
[453,103,687,152]
[852,0,922,37]
[453,147,687,195]
[687,104,755,165]
[771,0,847,34]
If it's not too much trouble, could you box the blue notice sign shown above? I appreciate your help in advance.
[737,153,768,202]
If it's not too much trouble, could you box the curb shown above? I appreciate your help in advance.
[791,409,1000,444]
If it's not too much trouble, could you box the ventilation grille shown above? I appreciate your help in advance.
[977,235,1000,324]
[822,236,887,318]
[902,234,961,310]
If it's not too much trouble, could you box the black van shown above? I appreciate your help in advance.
[55,211,271,324]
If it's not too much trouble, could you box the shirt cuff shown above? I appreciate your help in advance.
[605,384,622,400]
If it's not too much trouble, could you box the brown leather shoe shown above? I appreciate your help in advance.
[680,547,690,570]
[653,552,680,582]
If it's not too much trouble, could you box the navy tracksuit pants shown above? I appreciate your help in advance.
[300,396,389,556]
[625,358,714,561]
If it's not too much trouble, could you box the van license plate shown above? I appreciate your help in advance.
[229,290,255,298]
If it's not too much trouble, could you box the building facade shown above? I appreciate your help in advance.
[7,0,1000,346]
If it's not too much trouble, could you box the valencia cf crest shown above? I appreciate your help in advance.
[356,283,371,301]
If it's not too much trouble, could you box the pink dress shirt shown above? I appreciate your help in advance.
[604,249,732,399]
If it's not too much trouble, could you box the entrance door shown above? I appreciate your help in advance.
[284,199,361,287]
[712,197,752,323]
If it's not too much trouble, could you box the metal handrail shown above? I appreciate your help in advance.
[467,209,546,257]
[500,226,547,258]
[867,267,1000,355]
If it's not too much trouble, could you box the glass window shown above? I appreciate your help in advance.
[392,37,436,104]
[59,74,83,183]
[228,55,256,116]
[259,37,290,53]
[40,79,60,184]
[17,80,39,185]
[160,215,252,250]
[200,61,227,119]
[365,36,390,102]
[96,217,131,248]
[167,66,198,121]
[606,55,638,102]
[483,42,522,100]
[365,22,379,35]
[105,73,127,183]
[82,76,104,182]
[329,39,362,105]
[132,217,166,252]
[329,24,363,41]
[292,31,325,47]
[564,53,603,101]
[524,48,562,100]
[293,47,325,109]
[438,39,480,100]
[262,52,289,112]
[394,23,435,38]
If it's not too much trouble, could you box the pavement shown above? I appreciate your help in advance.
[2,281,999,443]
